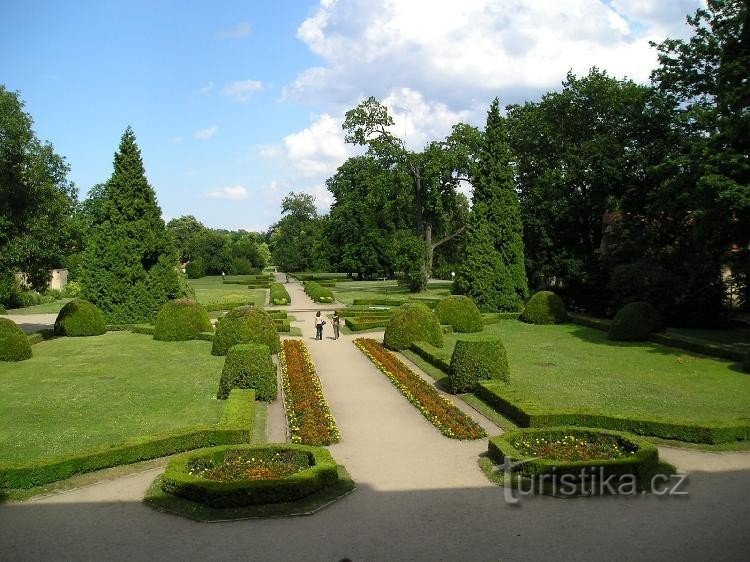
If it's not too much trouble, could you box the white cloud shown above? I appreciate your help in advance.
[217,21,252,39]
[281,113,352,177]
[198,82,214,94]
[285,0,703,106]
[204,185,249,200]
[194,126,218,140]
[223,80,263,102]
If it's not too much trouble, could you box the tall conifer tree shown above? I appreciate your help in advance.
[453,99,528,311]
[81,127,180,322]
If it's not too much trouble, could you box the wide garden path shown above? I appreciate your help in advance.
[2,278,750,560]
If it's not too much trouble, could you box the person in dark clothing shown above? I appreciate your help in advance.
[315,311,325,340]
[332,313,341,339]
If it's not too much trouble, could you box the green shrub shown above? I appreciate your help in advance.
[608,302,665,342]
[217,343,277,401]
[61,280,82,298]
[519,291,567,325]
[270,283,291,305]
[0,304,5,314]
[186,257,206,279]
[211,306,281,356]
[449,338,509,393]
[743,352,750,374]
[176,273,196,299]
[434,296,483,333]
[230,257,254,275]
[154,299,213,341]
[383,303,443,351]
[0,318,32,361]
[53,299,107,337]
[303,282,335,303]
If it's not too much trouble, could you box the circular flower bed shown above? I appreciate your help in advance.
[487,427,658,481]
[160,444,340,508]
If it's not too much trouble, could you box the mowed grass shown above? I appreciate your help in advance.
[332,279,452,305]
[417,320,750,425]
[0,332,226,464]
[188,276,266,307]
[5,298,72,315]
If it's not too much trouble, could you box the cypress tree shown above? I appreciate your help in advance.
[453,99,528,312]
[81,127,181,323]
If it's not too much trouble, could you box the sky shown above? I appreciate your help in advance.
[1,0,704,233]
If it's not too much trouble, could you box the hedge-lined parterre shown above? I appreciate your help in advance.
[53,299,107,337]
[303,281,335,303]
[434,295,483,333]
[449,338,509,393]
[217,343,277,401]
[212,306,280,355]
[153,298,212,341]
[383,302,443,350]
[519,291,567,325]
[270,282,291,305]
[0,318,32,361]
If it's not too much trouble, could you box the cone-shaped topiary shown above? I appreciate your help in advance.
[154,298,212,341]
[211,306,280,356]
[217,343,277,400]
[53,299,107,337]
[449,338,509,393]
[80,127,183,323]
[0,318,32,361]
[608,302,664,342]
[452,99,528,312]
[434,296,483,333]
[519,291,567,325]
[383,303,443,351]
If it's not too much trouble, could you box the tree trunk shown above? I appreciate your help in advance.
[425,223,433,278]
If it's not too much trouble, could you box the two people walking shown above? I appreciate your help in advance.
[315,311,340,340]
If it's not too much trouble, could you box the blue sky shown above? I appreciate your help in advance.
[1,0,702,232]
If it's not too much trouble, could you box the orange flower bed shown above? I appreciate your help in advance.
[280,340,340,445]
[355,338,486,440]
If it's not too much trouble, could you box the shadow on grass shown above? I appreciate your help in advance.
[566,325,714,359]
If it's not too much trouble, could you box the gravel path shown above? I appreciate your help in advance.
[1,281,749,560]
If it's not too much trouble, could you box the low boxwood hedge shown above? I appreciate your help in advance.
[203,300,256,313]
[159,444,339,508]
[383,303,443,351]
[449,338,509,393]
[345,317,391,331]
[153,299,212,341]
[476,381,750,444]
[0,318,32,361]
[410,341,451,373]
[303,282,335,303]
[211,306,281,356]
[487,427,659,480]
[434,296,483,333]
[53,299,106,337]
[352,297,442,308]
[519,291,567,325]
[270,283,291,305]
[0,389,255,490]
[217,343,277,401]
[609,302,665,342]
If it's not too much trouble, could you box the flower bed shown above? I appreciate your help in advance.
[354,338,486,439]
[159,444,339,508]
[280,340,340,445]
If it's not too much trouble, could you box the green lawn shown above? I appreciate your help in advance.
[5,298,72,315]
[188,276,266,307]
[0,332,226,464]
[332,280,452,305]
[417,320,750,425]
[667,326,750,352]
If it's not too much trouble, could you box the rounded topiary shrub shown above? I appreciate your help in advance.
[154,298,212,341]
[449,338,509,393]
[53,299,107,337]
[519,291,567,325]
[0,318,32,361]
[608,301,664,342]
[211,306,280,356]
[383,303,443,351]
[217,343,277,400]
[434,296,483,333]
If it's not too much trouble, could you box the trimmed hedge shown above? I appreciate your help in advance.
[609,302,664,342]
[268,311,288,319]
[434,296,483,333]
[203,300,256,313]
[217,343,277,401]
[211,306,281,356]
[303,282,335,303]
[410,341,452,373]
[153,299,212,341]
[487,427,659,480]
[383,303,443,351]
[352,297,442,308]
[482,312,522,325]
[270,282,291,305]
[53,299,107,337]
[0,318,32,361]
[345,317,390,331]
[0,389,255,490]
[520,291,567,324]
[159,444,338,508]
[476,381,750,444]
[449,338,509,393]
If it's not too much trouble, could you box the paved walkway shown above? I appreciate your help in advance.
[2,280,750,560]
